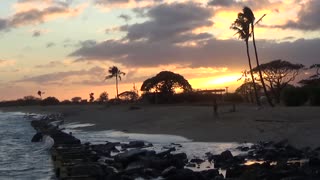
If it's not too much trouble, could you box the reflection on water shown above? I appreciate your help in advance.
[0,112,55,180]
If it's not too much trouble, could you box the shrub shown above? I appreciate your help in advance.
[281,87,308,106]
[41,97,60,106]
[71,97,82,103]
[309,88,320,106]
[61,100,72,105]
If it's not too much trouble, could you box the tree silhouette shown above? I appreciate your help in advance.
[98,91,109,103]
[253,59,304,103]
[71,97,82,103]
[105,66,126,98]
[231,10,260,106]
[299,64,320,87]
[118,91,139,102]
[141,71,192,94]
[236,81,262,103]
[243,6,274,107]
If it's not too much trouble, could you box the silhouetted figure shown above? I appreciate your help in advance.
[213,98,218,119]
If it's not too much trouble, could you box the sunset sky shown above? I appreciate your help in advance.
[0,0,319,101]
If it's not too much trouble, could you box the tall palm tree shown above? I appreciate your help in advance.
[231,11,260,106]
[105,66,126,98]
[243,6,274,107]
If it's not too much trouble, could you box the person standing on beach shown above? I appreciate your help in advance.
[213,98,218,119]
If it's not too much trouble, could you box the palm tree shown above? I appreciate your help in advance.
[105,66,126,98]
[243,6,274,107]
[37,90,45,99]
[231,11,260,106]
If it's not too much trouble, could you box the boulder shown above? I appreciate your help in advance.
[220,150,233,160]
[122,141,145,149]
[166,168,199,180]
[115,149,148,164]
[161,166,177,177]
[31,132,43,142]
[200,169,220,179]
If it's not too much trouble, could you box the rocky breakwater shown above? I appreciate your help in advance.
[30,114,320,180]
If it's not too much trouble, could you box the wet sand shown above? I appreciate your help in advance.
[1,104,320,148]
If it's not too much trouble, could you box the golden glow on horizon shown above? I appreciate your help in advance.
[207,74,240,85]
[189,73,242,91]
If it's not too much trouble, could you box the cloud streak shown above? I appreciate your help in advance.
[0,1,86,31]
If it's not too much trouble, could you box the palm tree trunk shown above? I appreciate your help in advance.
[251,25,274,107]
[116,75,119,98]
[246,40,260,106]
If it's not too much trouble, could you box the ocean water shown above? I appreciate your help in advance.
[0,112,55,180]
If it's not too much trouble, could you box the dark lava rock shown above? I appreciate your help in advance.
[200,169,220,179]
[69,163,105,178]
[50,130,81,145]
[274,139,289,148]
[157,148,176,158]
[220,150,233,160]
[161,166,177,177]
[236,145,250,151]
[190,158,205,164]
[31,132,43,142]
[186,162,197,168]
[168,153,188,169]
[115,149,148,164]
[166,168,201,180]
[122,141,145,149]
[125,161,145,173]
[309,157,320,167]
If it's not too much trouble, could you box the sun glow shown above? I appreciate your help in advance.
[188,73,242,92]
[207,74,240,85]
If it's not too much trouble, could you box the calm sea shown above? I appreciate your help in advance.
[0,111,55,180]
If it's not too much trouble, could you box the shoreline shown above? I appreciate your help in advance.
[2,104,320,148]
[27,107,320,180]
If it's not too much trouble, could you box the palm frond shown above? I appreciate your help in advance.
[105,75,114,80]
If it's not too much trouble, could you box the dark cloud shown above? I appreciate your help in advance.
[0,1,80,31]
[95,0,161,5]
[46,42,55,48]
[17,66,105,84]
[17,0,72,7]
[122,2,213,41]
[35,61,62,68]
[32,30,41,37]
[119,14,131,22]
[70,37,320,69]
[79,40,97,48]
[207,0,278,11]
[0,19,9,31]
[9,6,68,27]
[95,0,129,5]
[70,38,243,68]
[69,1,320,69]
[207,0,235,7]
[272,0,320,30]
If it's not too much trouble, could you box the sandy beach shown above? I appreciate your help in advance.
[1,104,320,148]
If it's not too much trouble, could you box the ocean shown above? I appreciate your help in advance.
[0,112,55,180]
